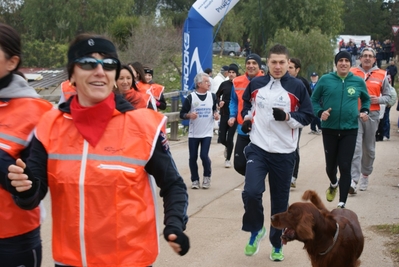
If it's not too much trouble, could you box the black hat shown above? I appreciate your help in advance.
[311,72,318,76]
[144,68,153,76]
[204,68,212,75]
[228,63,239,75]
[246,53,262,68]
[221,65,229,72]
[334,51,351,66]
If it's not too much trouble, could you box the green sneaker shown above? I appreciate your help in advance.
[270,246,284,261]
[244,226,266,256]
[326,185,338,202]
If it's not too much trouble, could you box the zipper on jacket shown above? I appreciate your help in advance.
[339,79,344,130]
[79,140,89,267]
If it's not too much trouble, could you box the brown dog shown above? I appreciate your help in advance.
[270,190,364,267]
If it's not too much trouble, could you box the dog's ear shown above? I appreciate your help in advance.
[296,212,314,240]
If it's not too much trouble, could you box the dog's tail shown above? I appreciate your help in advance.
[302,190,328,211]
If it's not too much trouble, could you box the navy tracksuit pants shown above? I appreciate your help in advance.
[242,143,295,249]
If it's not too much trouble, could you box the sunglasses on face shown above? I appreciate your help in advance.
[74,57,119,71]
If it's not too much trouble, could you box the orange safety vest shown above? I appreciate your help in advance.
[232,72,263,124]
[150,83,164,100]
[0,98,53,238]
[36,108,166,267]
[136,81,157,110]
[351,68,386,111]
[61,80,77,101]
[124,89,151,109]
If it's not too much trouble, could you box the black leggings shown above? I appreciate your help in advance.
[322,129,357,203]
[218,115,237,160]
[1,243,42,267]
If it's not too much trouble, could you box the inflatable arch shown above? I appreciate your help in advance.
[181,0,240,91]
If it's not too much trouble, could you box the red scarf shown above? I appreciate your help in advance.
[70,93,115,147]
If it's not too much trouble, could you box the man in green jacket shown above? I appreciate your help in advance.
[311,51,370,208]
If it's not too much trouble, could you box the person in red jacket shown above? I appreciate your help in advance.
[0,23,53,267]
[7,33,189,267]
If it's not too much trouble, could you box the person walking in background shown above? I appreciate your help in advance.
[228,54,264,176]
[311,51,370,209]
[0,23,53,267]
[386,60,397,87]
[244,38,251,57]
[180,72,220,189]
[308,72,322,134]
[287,57,312,188]
[143,67,167,110]
[240,44,313,261]
[7,33,190,266]
[216,64,239,168]
[350,47,392,193]
[213,65,229,90]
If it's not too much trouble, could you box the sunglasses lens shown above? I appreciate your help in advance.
[102,58,119,71]
[76,58,99,70]
[75,57,119,71]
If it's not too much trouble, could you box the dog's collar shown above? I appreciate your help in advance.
[319,222,339,255]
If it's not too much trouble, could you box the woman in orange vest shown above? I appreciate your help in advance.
[8,33,189,267]
[0,23,53,267]
[115,65,153,109]
[143,67,167,111]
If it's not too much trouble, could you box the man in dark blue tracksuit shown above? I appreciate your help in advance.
[240,44,314,261]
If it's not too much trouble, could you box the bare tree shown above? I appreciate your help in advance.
[119,15,182,71]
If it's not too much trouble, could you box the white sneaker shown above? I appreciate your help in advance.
[359,175,369,191]
[290,177,296,188]
[202,176,211,189]
[349,180,357,195]
[191,180,200,189]
[383,136,389,141]
[225,160,231,168]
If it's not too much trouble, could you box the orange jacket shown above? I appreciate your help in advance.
[61,80,77,101]
[0,98,53,238]
[351,68,386,111]
[150,83,164,100]
[36,108,166,267]
[232,72,263,124]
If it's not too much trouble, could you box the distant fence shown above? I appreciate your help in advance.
[41,90,184,141]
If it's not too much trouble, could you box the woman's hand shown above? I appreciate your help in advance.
[8,158,32,192]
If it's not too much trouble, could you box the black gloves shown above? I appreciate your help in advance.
[272,108,286,121]
[163,226,190,256]
[241,120,252,133]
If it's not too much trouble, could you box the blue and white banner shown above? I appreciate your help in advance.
[181,0,240,91]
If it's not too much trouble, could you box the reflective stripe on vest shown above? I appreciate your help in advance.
[36,108,166,266]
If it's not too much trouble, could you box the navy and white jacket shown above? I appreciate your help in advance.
[241,72,314,153]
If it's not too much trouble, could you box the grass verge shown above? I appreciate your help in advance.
[371,224,399,264]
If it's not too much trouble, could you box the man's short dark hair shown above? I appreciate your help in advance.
[289,58,301,69]
[268,44,290,59]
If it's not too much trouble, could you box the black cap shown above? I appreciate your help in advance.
[334,51,351,66]
[228,63,239,75]
[311,72,318,76]
[246,53,262,68]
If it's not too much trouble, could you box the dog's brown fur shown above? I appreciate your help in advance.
[271,190,364,267]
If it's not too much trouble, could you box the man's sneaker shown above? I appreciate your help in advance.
[326,184,338,202]
[290,177,296,188]
[316,129,322,135]
[270,246,284,261]
[337,202,345,208]
[349,180,357,195]
[244,226,266,256]
[308,130,316,134]
[224,148,227,159]
[202,176,211,189]
[224,160,231,168]
[383,136,389,141]
[359,175,369,191]
[191,180,200,189]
